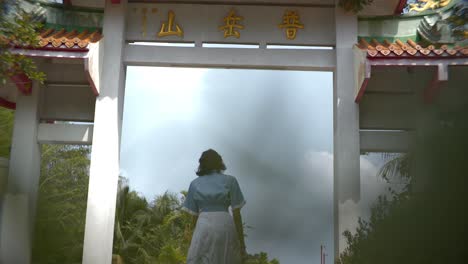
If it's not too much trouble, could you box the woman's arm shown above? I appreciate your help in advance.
[184,214,198,243]
[190,215,198,229]
[233,208,247,259]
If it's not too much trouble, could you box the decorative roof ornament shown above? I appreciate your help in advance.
[417,1,467,46]
[403,0,452,14]
[38,28,103,49]
[2,0,47,23]
[356,38,467,58]
[448,2,468,43]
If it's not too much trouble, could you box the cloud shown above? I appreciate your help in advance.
[338,154,393,252]
[245,150,334,263]
[120,64,394,263]
[119,168,129,178]
[121,67,340,263]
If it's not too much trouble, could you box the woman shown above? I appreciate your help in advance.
[183,149,247,264]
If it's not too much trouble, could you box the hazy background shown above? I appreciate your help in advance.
[120,66,391,263]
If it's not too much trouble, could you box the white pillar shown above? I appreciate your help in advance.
[334,2,360,259]
[82,0,127,263]
[0,82,41,264]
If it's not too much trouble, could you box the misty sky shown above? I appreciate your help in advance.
[119,66,393,263]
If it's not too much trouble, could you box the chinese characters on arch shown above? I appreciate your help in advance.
[134,8,306,40]
[219,9,244,39]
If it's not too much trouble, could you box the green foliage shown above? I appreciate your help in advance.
[22,142,279,264]
[246,252,280,264]
[0,0,45,84]
[158,245,186,264]
[337,107,468,264]
[113,182,281,264]
[338,0,374,13]
[378,153,410,183]
[113,186,192,264]
[0,107,14,157]
[32,144,91,264]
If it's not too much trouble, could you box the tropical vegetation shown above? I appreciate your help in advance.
[0,107,14,157]
[32,144,91,264]
[336,106,467,264]
[113,180,280,264]
[112,183,192,263]
[0,0,45,84]
[25,141,280,263]
[1,1,278,257]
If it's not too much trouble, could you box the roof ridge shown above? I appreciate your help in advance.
[9,27,102,51]
[356,38,468,58]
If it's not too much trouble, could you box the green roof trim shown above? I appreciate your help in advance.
[357,35,458,48]
[358,16,423,41]
[25,0,104,13]
[359,14,423,21]
[358,35,419,43]
[44,23,101,33]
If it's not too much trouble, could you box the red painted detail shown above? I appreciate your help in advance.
[394,0,408,15]
[424,73,447,104]
[111,0,121,3]
[83,57,99,96]
[12,47,88,60]
[34,47,88,52]
[371,65,427,69]
[9,73,32,95]
[19,54,86,60]
[14,46,89,53]
[367,55,466,60]
[355,78,370,104]
[0,97,16,110]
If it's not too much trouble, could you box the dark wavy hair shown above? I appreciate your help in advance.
[196,149,226,176]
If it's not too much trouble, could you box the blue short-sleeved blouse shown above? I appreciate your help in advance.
[182,172,246,215]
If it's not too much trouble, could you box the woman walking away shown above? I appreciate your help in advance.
[183,149,247,264]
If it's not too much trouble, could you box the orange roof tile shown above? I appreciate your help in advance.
[37,28,102,50]
[357,39,468,59]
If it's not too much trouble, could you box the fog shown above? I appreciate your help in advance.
[120,66,335,263]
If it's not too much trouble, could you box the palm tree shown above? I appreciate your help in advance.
[377,153,411,193]
[113,181,191,264]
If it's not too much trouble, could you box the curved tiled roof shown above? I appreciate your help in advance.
[37,28,102,50]
[356,38,468,58]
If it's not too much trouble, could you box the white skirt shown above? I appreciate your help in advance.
[187,212,242,264]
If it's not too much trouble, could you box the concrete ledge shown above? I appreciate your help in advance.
[360,130,412,153]
[37,123,93,145]
[360,93,417,130]
[125,44,336,71]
